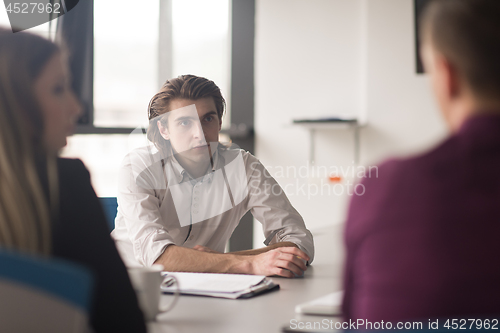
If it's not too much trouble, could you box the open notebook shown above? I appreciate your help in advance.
[161,272,279,299]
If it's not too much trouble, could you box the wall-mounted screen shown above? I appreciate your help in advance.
[414,0,431,74]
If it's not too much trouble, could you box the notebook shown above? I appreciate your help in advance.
[294,291,343,316]
[161,272,279,299]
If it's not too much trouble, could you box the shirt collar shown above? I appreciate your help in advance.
[459,111,500,135]
[168,147,219,183]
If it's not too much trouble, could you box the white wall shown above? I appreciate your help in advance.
[254,0,447,247]
[362,0,445,164]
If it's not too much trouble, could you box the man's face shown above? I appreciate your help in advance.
[158,97,221,163]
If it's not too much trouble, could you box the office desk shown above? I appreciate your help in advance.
[148,224,345,333]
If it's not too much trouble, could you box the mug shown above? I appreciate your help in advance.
[127,264,179,321]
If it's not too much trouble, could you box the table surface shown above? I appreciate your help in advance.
[148,224,345,333]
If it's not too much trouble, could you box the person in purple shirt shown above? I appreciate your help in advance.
[342,0,500,324]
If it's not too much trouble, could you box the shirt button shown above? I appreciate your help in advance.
[193,210,198,214]
[194,203,199,208]
[193,197,199,201]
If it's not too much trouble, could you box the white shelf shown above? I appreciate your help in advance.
[292,118,363,165]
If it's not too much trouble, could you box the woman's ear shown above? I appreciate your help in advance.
[158,120,170,140]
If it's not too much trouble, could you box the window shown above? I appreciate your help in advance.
[93,0,159,128]
[63,0,231,196]
[171,0,231,128]
[62,134,149,196]
[1,1,231,196]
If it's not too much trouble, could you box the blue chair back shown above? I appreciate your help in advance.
[0,249,94,332]
[99,197,118,231]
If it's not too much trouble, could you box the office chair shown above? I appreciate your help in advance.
[99,197,118,231]
[0,249,94,333]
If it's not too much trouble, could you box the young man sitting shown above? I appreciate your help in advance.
[112,75,314,278]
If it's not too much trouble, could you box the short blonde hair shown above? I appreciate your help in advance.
[421,0,500,101]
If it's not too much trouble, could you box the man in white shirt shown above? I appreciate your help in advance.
[112,75,314,277]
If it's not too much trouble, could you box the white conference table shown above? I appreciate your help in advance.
[148,224,345,333]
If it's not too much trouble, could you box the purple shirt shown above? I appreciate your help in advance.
[343,113,500,322]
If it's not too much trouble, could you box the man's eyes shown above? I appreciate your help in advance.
[178,115,216,126]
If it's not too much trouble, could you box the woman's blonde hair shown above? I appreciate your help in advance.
[0,27,59,255]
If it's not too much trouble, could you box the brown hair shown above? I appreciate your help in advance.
[146,75,226,153]
[420,0,500,101]
[0,26,59,254]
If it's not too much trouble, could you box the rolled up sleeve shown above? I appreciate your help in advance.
[113,149,176,267]
[246,157,315,263]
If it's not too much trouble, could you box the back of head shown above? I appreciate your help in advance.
[421,0,500,102]
[0,26,59,254]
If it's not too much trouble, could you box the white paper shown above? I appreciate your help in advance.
[161,272,266,294]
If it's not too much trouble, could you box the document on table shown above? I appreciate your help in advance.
[295,291,343,316]
[161,272,279,299]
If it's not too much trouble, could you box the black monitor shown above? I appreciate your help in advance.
[414,0,431,74]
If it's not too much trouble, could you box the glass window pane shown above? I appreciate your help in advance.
[171,0,231,127]
[57,0,232,197]
[93,0,159,128]
[60,133,149,197]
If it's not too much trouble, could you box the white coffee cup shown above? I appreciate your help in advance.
[127,264,179,321]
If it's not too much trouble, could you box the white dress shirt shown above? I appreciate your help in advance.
[111,144,314,267]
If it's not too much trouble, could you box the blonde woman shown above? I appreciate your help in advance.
[0,27,146,332]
